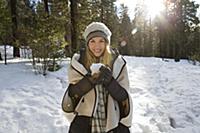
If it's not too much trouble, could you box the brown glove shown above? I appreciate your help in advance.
[99,66,128,102]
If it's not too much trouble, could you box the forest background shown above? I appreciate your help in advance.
[0,0,200,74]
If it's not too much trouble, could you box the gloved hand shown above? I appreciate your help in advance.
[99,66,113,86]
[99,66,128,102]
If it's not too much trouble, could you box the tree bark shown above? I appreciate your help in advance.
[0,52,3,61]
[4,44,7,65]
[70,0,78,56]
[10,0,20,57]
[100,0,104,22]
[44,0,49,15]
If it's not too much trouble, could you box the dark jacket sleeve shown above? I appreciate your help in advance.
[68,76,93,107]
[106,79,130,118]
[106,78,128,102]
[107,59,131,119]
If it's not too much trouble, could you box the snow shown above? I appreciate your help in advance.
[0,58,69,133]
[127,57,200,133]
[0,48,200,132]
[0,45,13,59]
[90,63,105,75]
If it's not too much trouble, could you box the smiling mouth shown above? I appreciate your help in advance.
[94,49,102,53]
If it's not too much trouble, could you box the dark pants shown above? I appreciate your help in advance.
[68,116,130,133]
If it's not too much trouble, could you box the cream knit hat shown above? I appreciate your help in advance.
[83,22,112,45]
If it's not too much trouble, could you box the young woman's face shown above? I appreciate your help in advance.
[88,37,107,57]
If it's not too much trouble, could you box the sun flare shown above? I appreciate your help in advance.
[145,0,165,19]
[116,0,165,20]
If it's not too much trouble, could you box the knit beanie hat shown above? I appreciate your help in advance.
[83,22,112,45]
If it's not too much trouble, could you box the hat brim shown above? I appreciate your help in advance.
[86,31,109,45]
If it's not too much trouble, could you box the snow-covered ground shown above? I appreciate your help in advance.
[127,57,200,133]
[0,51,200,132]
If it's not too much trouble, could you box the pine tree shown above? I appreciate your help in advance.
[133,0,149,56]
[118,4,132,55]
[0,0,12,44]
[0,0,12,64]
[100,0,120,47]
[77,0,120,48]
[155,0,200,59]
[70,0,78,55]
[9,0,20,57]
[16,0,69,74]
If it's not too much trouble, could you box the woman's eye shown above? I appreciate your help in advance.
[90,40,95,43]
[99,40,105,43]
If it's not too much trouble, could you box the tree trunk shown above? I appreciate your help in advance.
[44,0,49,15]
[174,2,183,62]
[4,44,7,65]
[13,47,20,57]
[10,0,20,57]
[0,52,3,61]
[100,0,104,23]
[159,29,164,59]
[70,0,78,56]
[148,18,153,56]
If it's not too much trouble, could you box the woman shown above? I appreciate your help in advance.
[62,22,133,133]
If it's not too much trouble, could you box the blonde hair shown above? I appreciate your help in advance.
[84,44,112,70]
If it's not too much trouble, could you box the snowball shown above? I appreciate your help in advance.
[90,63,105,75]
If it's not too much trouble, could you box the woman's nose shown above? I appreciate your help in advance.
[94,42,100,47]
